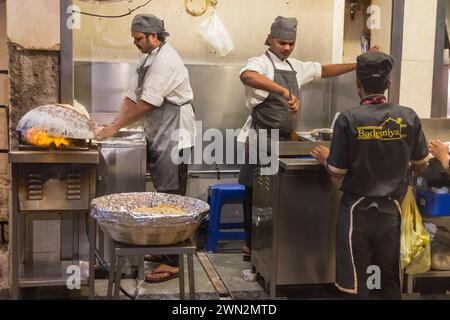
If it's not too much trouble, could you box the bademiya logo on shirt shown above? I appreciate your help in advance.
[357,117,407,141]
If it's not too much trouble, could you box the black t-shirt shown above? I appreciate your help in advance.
[327,103,429,200]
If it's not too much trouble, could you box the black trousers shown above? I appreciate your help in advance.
[243,186,253,248]
[349,207,402,300]
[156,150,189,268]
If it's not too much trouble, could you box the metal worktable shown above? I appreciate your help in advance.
[251,142,341,297]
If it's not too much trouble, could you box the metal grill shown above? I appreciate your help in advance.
[9,147,99,299]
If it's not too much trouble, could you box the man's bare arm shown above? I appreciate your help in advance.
[321,64,356,78]
[95,97,153,140]
[240,70,299,112]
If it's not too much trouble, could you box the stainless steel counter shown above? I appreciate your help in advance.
[279,158,321,170]
[251,143,341,297]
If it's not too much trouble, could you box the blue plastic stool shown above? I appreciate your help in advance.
[206,183,246,253]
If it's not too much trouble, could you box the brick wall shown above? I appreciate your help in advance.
[0,0,9,291]
[0,0,9,223]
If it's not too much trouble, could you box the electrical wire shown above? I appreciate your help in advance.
[94,250,139,300]
[73,0,153,19]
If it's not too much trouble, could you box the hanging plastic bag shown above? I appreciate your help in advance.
[198,10,234,57]
[400,186,431,274]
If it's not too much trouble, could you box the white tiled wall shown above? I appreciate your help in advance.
[399,60,435,117]
[399,0,438,118]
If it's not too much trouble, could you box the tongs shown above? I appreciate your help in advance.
[288,86,300,141]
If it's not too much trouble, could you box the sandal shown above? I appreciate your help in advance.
[242,244,251,261]
[144,264,180,283]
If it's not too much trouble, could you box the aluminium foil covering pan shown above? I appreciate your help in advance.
[16,104,95,140]
[90,192,210,245]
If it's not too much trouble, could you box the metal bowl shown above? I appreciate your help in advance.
[317,128,333,141]
[90,192,209,245]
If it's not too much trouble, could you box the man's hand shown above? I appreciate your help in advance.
[311,146,330,166]
[95,124,119,140]
[281,88,300,112]
[429,140,450,170]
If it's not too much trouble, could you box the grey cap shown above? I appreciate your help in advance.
[357,52,394,80]
[131,14,170,37]
[265,16,298,45]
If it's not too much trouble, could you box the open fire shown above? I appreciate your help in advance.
[23,128,72,148]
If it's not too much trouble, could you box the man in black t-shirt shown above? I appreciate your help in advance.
[312,52,430,299]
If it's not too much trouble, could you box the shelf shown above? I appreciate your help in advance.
[409,270,450,278]
[18,260,89,288]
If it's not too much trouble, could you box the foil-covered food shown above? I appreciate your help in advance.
[17,104,95,140]
[91,192,210,245]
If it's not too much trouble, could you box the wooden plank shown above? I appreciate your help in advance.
[0,151,8,219]
[0,107,8,150]
[196,251,231,298]
[0,0,7,71]
[0,153,7,176]
[0,185,8,218]
[0,74,8,106]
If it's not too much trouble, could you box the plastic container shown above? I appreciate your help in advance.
[416,189,450,217]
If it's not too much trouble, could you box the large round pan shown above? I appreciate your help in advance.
[90,192,210,245]
[16,104,95,140]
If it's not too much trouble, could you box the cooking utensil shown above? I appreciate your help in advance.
[291,112,300,141]
[287,85,300,141]
[317,128,333,141]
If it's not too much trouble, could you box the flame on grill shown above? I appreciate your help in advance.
[24,128,71,148]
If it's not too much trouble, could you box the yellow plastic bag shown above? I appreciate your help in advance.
[400,187,431,274]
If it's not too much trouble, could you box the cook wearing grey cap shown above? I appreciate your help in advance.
[97,13,196,283]
[238,15,366,262]
[264,16,298,61]
[264,16,298,45]
[131,14,170,54]
[131,14,170,37]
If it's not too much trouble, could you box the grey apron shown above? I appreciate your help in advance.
[135,42,184,191]
[238,51,300,187]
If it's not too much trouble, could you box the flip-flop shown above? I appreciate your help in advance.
[145,269,179,283]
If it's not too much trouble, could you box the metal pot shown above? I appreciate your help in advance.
[317,128,333,141]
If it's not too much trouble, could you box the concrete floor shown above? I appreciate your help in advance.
[14,240,267,300]
[4,240,450,300]
[90,240,268,300]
